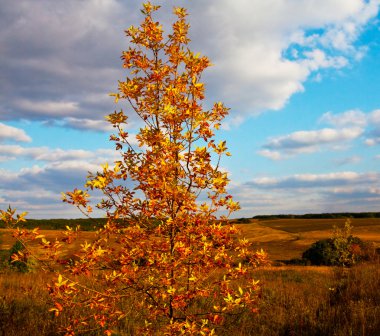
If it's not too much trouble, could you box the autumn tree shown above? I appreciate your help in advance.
[4,3,268,335]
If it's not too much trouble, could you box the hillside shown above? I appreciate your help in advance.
[235,217,380,261]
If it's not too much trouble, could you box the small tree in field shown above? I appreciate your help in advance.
[302,219,372,267]
[3,3,268,335]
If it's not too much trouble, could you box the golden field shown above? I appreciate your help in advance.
[1,218,380,335]
[2,217,379,262]
[235,218,380,261]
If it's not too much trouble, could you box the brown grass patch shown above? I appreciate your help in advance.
[2,217,380,264]
[236,218,380,262]
[1,220,380,335]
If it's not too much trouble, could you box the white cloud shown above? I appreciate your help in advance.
[0,137,141,217]
[257,149,283,161]
[0,156,12,162]
[14,99,79,116]
[365,109,380,145]
[319,110,367,127]
[301,49,348,71]
[365,138,380,146]
[0,156,135,218]
[319,109,380,146]
[193,0,379,118]
[247,171,376,188]
[230,170,380,216]
[259,127,363,159]
[0,0,378,124]
[369,109,380,124]
[62,117,113,132]
[0,122,32,143]
[259,108,380,160]
[0,0,126,123]
[0,1,379,218]
[333,155,361,166]
[0,144,121,163]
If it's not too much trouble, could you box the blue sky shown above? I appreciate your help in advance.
[1,0,380,218]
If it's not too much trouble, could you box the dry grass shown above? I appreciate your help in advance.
[237,218,380,261]
[222,262,380,336]
[254,218,380,233]
[1,218,380,335]
[1,218,379,262]
[0,229,98,261]
[0,271,57,336]
[1,262,379,335]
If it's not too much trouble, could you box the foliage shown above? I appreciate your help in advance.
[1,262,380,335]
[3,3,268,335]
[302,220,373,266]
[0,209,39,273]
[8,241,29,273]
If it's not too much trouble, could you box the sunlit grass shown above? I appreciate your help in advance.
[1,218,379,334]
[1,262,379,335]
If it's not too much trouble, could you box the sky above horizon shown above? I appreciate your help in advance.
[1,0,380,218]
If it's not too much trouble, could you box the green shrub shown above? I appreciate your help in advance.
[8,240,38,273]
[302,220,373,266]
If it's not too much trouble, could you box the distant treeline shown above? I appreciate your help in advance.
[252,212,380,220]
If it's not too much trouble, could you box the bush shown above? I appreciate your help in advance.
[302,220,374,266]
[8,241,38,273]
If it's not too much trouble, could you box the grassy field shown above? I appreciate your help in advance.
[236,218,380,261]
[1,218,380,335]
[2,217,379,261]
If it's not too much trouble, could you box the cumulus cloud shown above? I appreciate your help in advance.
[259,127,363,159]
[0,162,103,218]
[192,0,379,118]
[333,155,362,166]
[0,0,126,124]
[257,149,283,161]
[0,0,378,126]
[365,109,380,145]
[319,110,367,127]
[230,171,380,216]
[0,145,121,163]
[267,128,362,148]
[301,49,348,71]
[0,187,91,218]
[14,99,80,117]
[0,157,137,218]
[57,116,139,133]
[318,109,380,146]
[246,171,378,189]
[259,108,380,160]
[42,117,117,133]
[1,1,379,218]
[365,137,380,146]
[320,109,380,146]
[1,160,104,195]
[0,122,32,143]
